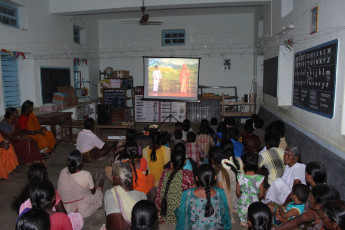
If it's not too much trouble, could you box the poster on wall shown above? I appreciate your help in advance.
[134,95,186,122]
[293,39,338,118]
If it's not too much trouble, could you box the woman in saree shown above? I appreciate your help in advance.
[0,107,44,164]
[57,150,103,218]
[18,100,56,154]
[176,164,231,230]
[104,161,147,229]
[155,143,194,226]
[0,133,19,180]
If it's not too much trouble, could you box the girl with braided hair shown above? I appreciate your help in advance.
[143,131,171,185]
[124,141,155,195]
[247,202,272,230]
[155,143,194,226]
[176,164,231,230]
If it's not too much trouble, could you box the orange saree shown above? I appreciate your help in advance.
[0,134,19,179]
[27,113,56,153]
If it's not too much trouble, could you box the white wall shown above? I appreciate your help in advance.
[257,0,345,153]
[0,0,98,114]
[99,13,255,99]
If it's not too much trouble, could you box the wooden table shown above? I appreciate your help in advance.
[36,112,73,141]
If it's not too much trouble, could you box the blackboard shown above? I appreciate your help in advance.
[263,56,278,97]
[103,88,126,109]
[293,40,338,118]
[41,67,71,104]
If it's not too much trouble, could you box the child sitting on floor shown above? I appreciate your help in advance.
[270,183,310,225]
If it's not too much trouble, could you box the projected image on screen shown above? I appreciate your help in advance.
[143,57,200,101]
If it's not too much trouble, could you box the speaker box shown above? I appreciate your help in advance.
[97,104,111,125]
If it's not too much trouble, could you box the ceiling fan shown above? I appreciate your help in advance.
[121,0,162,25]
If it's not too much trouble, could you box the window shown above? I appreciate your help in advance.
[1,51,20,107]
[162,29,185,46]
[0,1,19,27]
[73,25,81,44]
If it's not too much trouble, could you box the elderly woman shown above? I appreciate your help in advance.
[57,150,103,218]
[104,161,147,229]
[18,100,56,154]
[0,107,44,164]
[264,146,306,205]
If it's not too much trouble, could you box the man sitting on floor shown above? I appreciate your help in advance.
[76,118,111,162]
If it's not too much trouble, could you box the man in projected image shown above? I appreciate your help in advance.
[180,64,190,94]
[152,65,162,95]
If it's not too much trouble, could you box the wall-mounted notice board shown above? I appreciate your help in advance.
[263,56,278,97]
[293,39,338,118]
[103,88,126,109]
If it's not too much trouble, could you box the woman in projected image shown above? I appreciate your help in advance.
[152,66,162,95]
[180,64,190,94]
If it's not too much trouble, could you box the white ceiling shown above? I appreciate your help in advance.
[50,0,270,17]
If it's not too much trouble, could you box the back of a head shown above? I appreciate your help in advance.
[242,153,258,172]
[244,122,254,134]
[30,180,55,210]
[322,200,345,230]
[28,163,47,183]
[174,129,183,140]
[256,118,264,129]
[306,161,327,184]
[209,146,225,164]
[312,184,340,205]
[224,117,236,127]
[251,114,260,124]
[292,184,310,203]
[210,117,218,126]
[150,130,161,145]
[266,120,285,138]
[171,143,186,170]
[84,118,94,130]
[200,119,209,127]
[16,208,50,230]
[199,124,210,135]
[4,107,17,119]
[228,127,239,140]
[220,139,234,158]
[126,129,136,141]
[182,119,191,132]
[264,133,281,148]
[187,131,196,143]
[125,141,139,159]
[112,162,133,187]
[248,202,272,230]
[67,150,82,174]
[131,200,158,230]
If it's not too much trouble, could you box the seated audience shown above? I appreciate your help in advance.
[114,129,142,156]
[16,207,50,230]
[247,202,272,230]
[186,132,204,164]
[13,163,66,215]
[241,122,261,154]
[228,127,244,158]
[0,133,18,180]
[252,118,265,149]
[264,146,306,205]
[270,184,310,224]
[258,133,285,186]
[155,143,194,225]
[196,123,215,159]
[142,131,171,184]
[104,162,146,229]
[169,129,185,149]
[275,184,340,230]
[176,164,231,230]
[76,118,111,162]
[58,150,103,218]
[0,107,44,164]
[305,161,327,187]
[19,180,73,230]
[321,200,345,230]
[236,153,264,226]
[18,100,56,154]
[131,200,158,230]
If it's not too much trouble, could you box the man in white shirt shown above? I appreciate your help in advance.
[152,66,162,93]
[76,118,111,162]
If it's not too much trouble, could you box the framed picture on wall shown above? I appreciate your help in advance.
[310,6,318,34]
[74,71,81,89]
